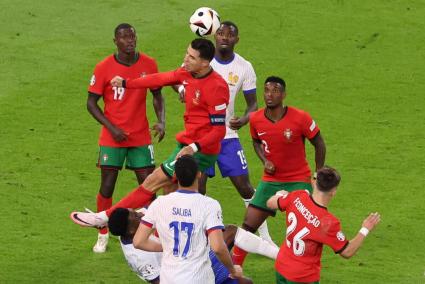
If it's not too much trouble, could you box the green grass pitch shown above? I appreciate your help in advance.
[1,0,424,283]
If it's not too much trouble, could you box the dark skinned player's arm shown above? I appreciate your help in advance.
[236,93,258,127]
[308,132,326,172]
[252,138,267,165]
[87,93,116,132]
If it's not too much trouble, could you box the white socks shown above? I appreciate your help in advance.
[234,227,279,260]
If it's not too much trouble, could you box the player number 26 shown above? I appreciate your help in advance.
[286,212,310,256]
[169,221,194,258]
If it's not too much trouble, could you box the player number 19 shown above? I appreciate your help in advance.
[112,86,125,100]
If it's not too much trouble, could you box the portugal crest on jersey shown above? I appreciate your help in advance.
[283,128,292,141]
[193,89,201,105]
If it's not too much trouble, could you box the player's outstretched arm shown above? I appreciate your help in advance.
[266,190,289,210]
[133,223,163,252]
[340,212,381,259]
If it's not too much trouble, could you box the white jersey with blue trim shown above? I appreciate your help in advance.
[142,190,224,284]
[211,53,257,139]
[119,236,162,282]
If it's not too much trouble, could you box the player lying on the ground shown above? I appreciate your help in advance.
[267,167,381,284]
[108,207,278,283]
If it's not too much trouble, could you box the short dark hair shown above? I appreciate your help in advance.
[114,23,134,36]
[108,208,129,237]
[316,167,341,192]
[265,76,286,91]
[191,38,215,61]
[175,155,199,187]
[220,21,239,35]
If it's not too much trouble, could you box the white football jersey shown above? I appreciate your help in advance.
[211,53,257,139]
[119,236,162,282]
[142,190,224,284]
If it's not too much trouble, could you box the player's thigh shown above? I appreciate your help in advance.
[216,138,249,177]
[98,146,127,169]
[249,181,288,216]
[161,143,217,177]
[126,145,155,170]
[143,167,172,192]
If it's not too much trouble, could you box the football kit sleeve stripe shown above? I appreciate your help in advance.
[335,241,350,254]
[141,220,153,228]
[206,225,225,235]
[243,88,256,95]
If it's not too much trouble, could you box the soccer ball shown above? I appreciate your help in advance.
[189,7,220,37]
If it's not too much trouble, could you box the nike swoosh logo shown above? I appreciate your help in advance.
[72,213,92,225]
[182,80,188,85]
[164,160,176,171]
[258,132,266,136]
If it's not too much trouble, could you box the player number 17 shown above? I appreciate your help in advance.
[169,221,194,258]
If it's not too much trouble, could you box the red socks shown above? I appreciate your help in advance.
[97,193,112,234]
[105,185,155,217]
[232,245,248,266]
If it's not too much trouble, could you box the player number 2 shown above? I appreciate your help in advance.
[112,86,125,100]
[169,221,194,258]
[286,212,310,256]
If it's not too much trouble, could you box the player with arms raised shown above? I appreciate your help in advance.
[267,167,381,283]
[70,38,229,228]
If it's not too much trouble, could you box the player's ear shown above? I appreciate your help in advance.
[235,36,240,44]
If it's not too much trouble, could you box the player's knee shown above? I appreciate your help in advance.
[241,222,257,233]
[99,186,114,198]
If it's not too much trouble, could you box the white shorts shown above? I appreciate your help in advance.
[120,237,162,282]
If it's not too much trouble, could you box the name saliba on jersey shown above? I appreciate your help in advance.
[173,207,192,217]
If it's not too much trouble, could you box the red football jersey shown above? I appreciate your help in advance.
[126,67,229,154]
[249,107,320,182]
[275,190,349,282]
[88,53,159,147]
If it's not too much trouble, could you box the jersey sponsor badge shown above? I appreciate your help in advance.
[90,75,96,86]
[283,128,293,141]
[192,89,201,105]
[337,231,346,241]
[140,72,147,77]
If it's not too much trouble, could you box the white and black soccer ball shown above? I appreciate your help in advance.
[189,7,220,37]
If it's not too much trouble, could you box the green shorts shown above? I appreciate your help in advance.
[97,145,155,170]
[250,180,312,216]
[276,271,319,284]
[161,143,217,177]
